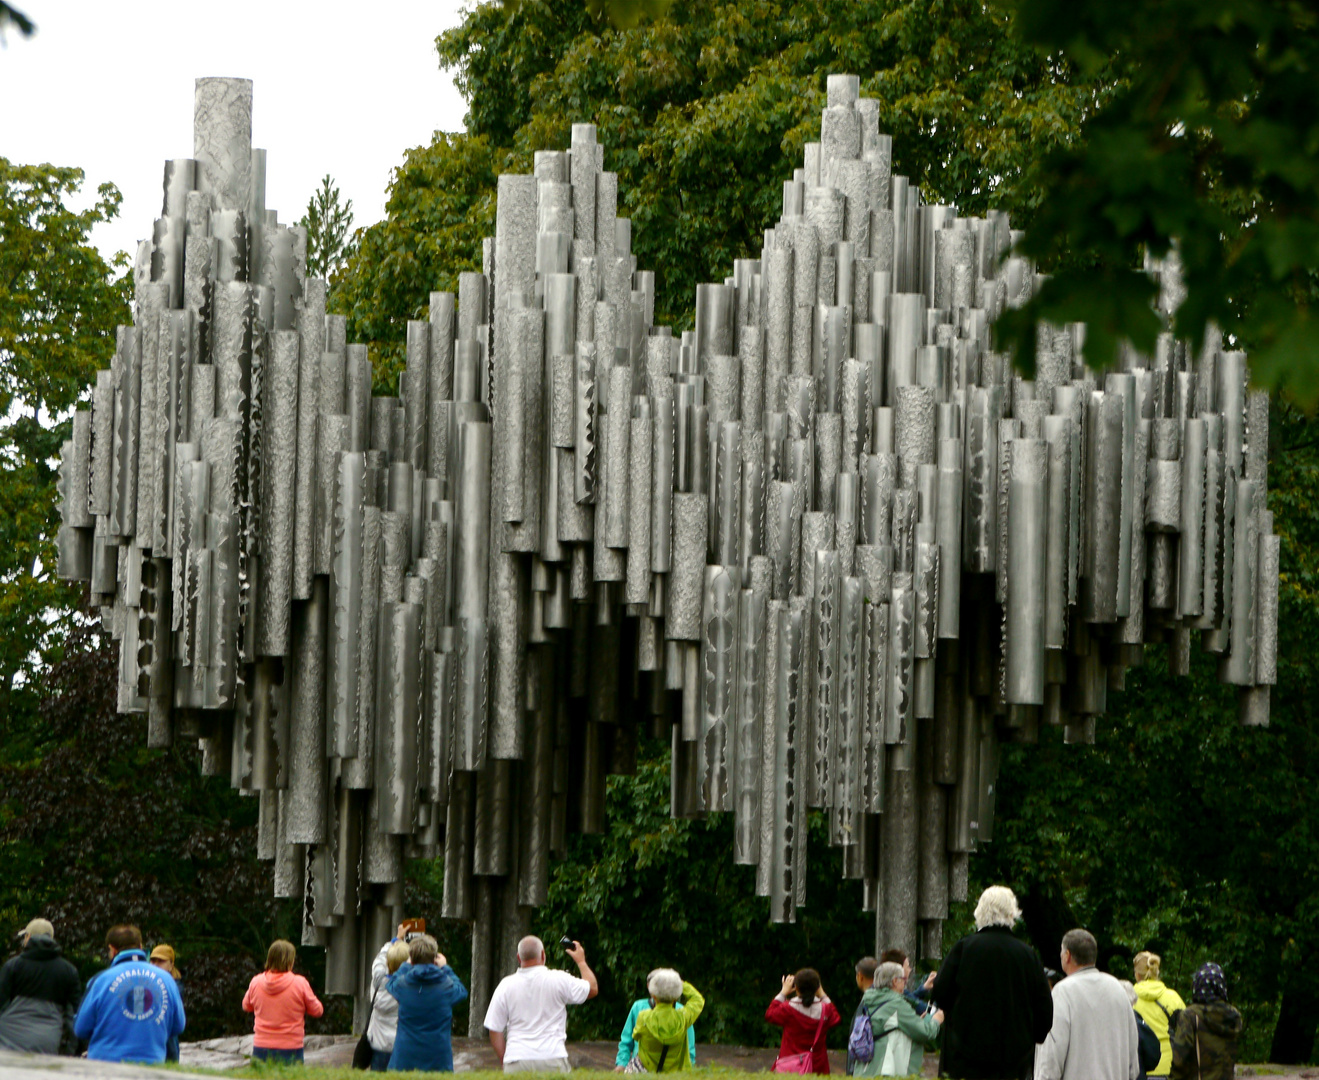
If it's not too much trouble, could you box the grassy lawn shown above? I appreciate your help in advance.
[180,1070,773,1080]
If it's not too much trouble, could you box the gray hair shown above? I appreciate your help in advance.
[408,934,437,966]
[973,885,1022,930]
[1061,928,1098,967]
[1118,978,1138,1006]
[517,935,545,964]
[647,968,683,1003]
[875,961,904,989]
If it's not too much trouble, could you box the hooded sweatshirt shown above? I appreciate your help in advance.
[73,949,185,1064]
[1169,1002,1242,1080]
[633,983,705,1072]
[853,985,941,1078]
[385,960,468,1073]
[1134,979,1187,1075]
[242,969,324,1049]
[0,935,82,1054]
[617,997,697,1067]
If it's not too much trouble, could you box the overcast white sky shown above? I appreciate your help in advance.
[1,0,473,262]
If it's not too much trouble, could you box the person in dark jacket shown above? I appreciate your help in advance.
[385,933,468,1072]
[1168,963,1242,1080]
[930,885,1053,1079]
[0,918,82,1055]
[1120,980,1162,1080]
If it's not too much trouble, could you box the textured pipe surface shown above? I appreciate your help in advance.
[54,74,1280,994]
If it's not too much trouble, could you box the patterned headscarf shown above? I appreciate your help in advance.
[1192,962,1228,1004]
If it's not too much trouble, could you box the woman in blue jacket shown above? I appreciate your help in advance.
[384,935,467,1073]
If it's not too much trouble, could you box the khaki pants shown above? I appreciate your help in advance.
[504,1058,571,1072]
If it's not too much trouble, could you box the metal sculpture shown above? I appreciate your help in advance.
[56,74,1279,1028]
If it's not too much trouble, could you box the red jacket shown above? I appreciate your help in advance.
[242,971,324,1050]
[766,995,841,1074]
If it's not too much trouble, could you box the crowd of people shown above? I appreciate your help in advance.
[0,892,1246,1077]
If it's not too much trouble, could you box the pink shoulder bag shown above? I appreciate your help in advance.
[773,1013,827,1074]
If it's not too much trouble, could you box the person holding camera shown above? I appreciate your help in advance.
[364,936,411,1070]
[766,969,842,1074]
[484,936,598,1072]
[384,933,468,1073]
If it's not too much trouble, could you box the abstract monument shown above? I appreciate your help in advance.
[56,75,1279,1029]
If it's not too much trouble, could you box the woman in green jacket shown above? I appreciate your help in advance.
[632,970,704,1072]
[1133,951,1187,1076]
[854,962,944,1077]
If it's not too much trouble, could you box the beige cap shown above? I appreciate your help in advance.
[23,918,54,939]
[149,944,178,976]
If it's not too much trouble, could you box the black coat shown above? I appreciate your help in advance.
[0,936,83,1054]
[1135,1012,1161,1079]
[930,925,1053,1079]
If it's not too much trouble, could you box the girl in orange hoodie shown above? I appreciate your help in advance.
[242,940,324,1064]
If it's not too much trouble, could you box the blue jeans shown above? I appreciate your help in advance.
[252,1046,305,1064]
[371,1048,392,1071]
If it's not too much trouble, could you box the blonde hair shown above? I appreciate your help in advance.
[1134,951,1161,982]
[973,885,1022,930]
[265,939,296,972]
[386,941,410,974]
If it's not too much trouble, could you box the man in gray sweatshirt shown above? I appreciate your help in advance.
[1035,929,1140,1080]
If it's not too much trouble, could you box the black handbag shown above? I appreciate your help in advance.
[351,986,378,1070]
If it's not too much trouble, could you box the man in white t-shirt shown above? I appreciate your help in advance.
[484,936,598,1072]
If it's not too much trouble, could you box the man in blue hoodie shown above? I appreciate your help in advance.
[74,925,185,1063]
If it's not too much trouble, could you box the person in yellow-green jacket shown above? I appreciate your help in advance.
[1133,951,1187,1076]
[631,970,704,1072]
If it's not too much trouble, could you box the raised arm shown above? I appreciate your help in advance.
[680,982,705,1026]
[565,941,599,999]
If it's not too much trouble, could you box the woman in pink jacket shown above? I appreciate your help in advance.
[242,940,324,1064]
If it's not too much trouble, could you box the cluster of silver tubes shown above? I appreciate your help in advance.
[56,75,1278,1029]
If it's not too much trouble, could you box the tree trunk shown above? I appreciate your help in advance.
[1019,879,1077,973]
[1270,970,1319,1064]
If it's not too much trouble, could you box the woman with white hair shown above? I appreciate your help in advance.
[929,885,1053,1079]
[625,969,704,1072]
[853,961,944,1077]
[614,969,697,1071]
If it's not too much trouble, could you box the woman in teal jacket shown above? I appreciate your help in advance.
[615,981,697,1070]
[854,961,943,1077]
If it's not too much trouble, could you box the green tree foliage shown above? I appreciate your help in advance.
[993,0,1319,401]
[0,620,347,1039]
[334,0,1105,368]
[334,134,506,392]
[299,174,355,282]
[0,1,34,40]
[0,160,130,736]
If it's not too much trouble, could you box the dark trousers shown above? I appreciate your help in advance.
[253,1046,305,1064]
[371,1047,392,1071]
